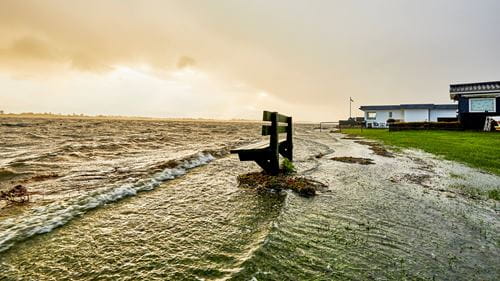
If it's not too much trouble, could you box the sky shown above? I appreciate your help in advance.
[1,0,499,121]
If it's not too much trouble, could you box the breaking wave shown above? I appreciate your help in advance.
[0,152,215,253]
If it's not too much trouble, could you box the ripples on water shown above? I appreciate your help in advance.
[0,118,259,199]
[0,118,260,252]
[0,117,499,280]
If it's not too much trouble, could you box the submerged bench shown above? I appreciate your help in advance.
[230,111,293,175]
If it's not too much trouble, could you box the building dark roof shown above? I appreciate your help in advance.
[359,105,400,110]
[359,104,457,111]
[449,81,500,100]
[450,81,500,93]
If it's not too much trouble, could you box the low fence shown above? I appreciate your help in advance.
[319,122,365,132]
[389,121,463,131]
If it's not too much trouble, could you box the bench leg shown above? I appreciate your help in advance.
[279,144,293,162]
[255,160,271,173]
[255,158,279,175]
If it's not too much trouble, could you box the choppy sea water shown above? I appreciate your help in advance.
[0,117,498,280]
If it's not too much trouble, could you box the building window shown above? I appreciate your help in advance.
[469,98,496,112]
[388,112,393,118]
[367,112,376,120]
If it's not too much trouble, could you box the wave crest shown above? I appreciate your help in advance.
[0,152,215,253]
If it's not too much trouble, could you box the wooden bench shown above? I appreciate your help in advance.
[230,111,293,175]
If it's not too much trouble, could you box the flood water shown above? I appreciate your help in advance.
[0,117,499,280]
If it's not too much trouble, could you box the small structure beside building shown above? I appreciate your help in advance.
[339,117,364,127]
[450,81,500,129]
[359,104,457,128]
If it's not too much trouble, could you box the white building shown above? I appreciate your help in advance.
[359,104,457,128]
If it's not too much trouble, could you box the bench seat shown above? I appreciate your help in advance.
[230,140,287,161]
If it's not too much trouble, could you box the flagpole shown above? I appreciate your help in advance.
[349,97,352,119]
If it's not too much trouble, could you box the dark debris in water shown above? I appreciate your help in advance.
[331,156,375,165]
[29,173,60,182]
[155,159,182,170]
[315,152,325,159]
[354,140,394,158]
[1,123,31,127]
[0,185,30,205]
[237,172,327,197]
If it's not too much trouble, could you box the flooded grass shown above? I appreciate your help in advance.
[449,173,466,179]
[487,189,500,201]
[450,183,500,201]
[343,129,500,175]
[390,173,432,187]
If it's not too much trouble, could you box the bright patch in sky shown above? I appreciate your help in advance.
[1,0,499,121]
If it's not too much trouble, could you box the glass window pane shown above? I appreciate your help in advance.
[470,98,495,112]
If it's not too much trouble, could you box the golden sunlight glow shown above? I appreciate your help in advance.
[0,0,499,121]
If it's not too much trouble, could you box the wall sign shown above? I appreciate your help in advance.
[469,98,495,112]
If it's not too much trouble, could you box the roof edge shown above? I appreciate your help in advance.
[449,80,500,87]
[359,103,457,111]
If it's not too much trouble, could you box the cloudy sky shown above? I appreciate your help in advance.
[1,0,499,121]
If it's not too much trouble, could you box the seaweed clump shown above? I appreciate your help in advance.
[331,156,374,165]
[0,185,30,205]
[237,172,325,197]
[354,140,394,158]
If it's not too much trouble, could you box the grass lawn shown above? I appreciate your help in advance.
[342,129,500,176]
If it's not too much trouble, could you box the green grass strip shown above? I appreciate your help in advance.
[342,129,500,176]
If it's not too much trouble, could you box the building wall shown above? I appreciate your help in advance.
[429,109,457,121]
[363,108,458,127]
[458,96,500,129]
[458,97,468,113]
[458,96,499,114]
[364,109,403,127]
[403,109,429,122]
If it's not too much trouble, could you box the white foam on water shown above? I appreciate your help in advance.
[0,152,215,253]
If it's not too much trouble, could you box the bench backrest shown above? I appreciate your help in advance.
[261,111,293,161]
[262,110,292,136]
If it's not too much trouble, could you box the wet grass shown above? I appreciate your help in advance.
[450,184,500,201]
[342,129,500,175]
[451,184,483,200]
[281,158,296,174]
[487,189,500,200]
[449,173,465,179]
